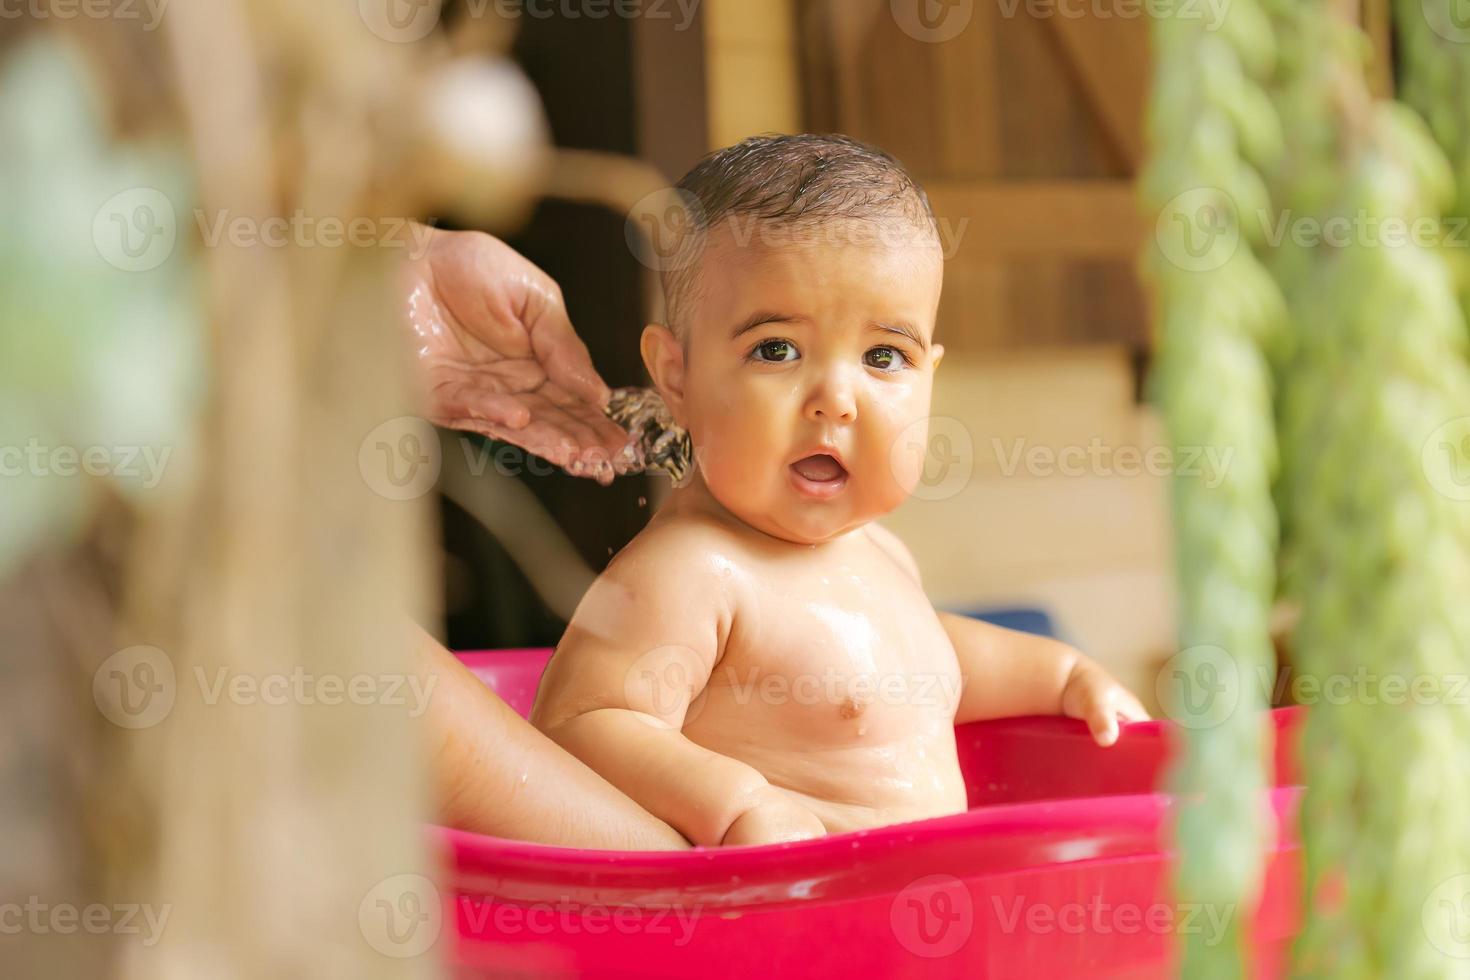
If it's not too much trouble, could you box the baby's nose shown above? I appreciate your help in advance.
[804,373,857,423]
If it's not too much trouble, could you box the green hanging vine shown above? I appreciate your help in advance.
[1397,0,1470,315]
[1140,5,1286,976]
[1145,0,1470,974]
[1262,2,1470,976]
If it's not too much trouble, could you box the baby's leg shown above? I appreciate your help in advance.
[411,625,690,850]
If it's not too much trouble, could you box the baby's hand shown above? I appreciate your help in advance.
[721,788,827,848]
[1060,659,1150,747]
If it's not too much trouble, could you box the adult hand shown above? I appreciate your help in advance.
[404,227,635,484]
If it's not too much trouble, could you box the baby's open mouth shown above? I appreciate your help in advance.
[789,453,849,499]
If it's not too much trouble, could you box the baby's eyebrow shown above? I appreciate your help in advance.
[730,310,811,341]
[873,320,930,351]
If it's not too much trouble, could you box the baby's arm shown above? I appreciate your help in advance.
[531,533,825,847]
[866,523,1148,746]
[939,613,1148,745]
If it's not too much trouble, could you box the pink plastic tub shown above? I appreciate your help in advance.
[439,649,1303,979]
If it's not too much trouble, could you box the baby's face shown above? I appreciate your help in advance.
[651,219,945,545]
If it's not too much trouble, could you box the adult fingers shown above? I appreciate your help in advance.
[523,283,611,410]
[433,387,634,485]
[431,385,531,431]
[538,384,640,471]
[509,412,621,485]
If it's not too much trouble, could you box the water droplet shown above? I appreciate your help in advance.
[857,726,869,736]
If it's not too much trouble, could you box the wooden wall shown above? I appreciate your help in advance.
[795,0,1151,354]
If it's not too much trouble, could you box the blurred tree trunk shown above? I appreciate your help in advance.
[127,3,442,975]
[0,1,482,976]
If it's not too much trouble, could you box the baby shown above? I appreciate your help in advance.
[531,134,1148,848]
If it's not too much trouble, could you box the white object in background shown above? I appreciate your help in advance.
[416,57,551,230]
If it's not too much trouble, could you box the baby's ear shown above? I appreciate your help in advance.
[640,323,688,421]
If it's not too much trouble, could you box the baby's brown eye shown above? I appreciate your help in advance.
[865,346,907,371]
[752,339,799,362]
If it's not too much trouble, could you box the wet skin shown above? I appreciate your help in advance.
[532,220,1148,847]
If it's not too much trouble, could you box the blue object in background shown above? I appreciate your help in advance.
[956,606,1058,640]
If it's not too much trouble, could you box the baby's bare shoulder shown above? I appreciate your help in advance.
[607,509,754,581]
[564,512,750,646]
[539,519,736,727]
[862,522,923,585]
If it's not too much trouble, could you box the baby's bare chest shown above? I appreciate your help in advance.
[695,557,962,734]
